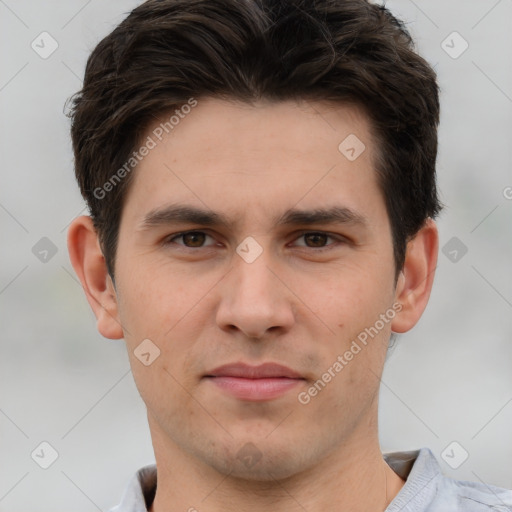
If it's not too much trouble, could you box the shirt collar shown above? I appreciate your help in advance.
[384,447,441,511]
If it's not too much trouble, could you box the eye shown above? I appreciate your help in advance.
[165,230,217,248]
[291,231,343,250]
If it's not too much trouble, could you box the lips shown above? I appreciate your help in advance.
[204,362,305,401]
[205,362,303,379]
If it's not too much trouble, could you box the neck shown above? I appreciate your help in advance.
[148,422,405,512]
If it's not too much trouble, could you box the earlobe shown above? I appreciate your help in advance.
[67,215,124,340]
[391,219,438,334]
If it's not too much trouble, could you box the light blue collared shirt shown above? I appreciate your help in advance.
[109,447,512,511]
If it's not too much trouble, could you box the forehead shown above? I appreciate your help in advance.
[121,97,384,229]
[143,97,375,157]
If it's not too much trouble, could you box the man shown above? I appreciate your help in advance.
[66,0,512,511]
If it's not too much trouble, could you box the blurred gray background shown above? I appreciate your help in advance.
[1,1,511,510]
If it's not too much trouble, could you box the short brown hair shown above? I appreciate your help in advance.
[69,0,441,278]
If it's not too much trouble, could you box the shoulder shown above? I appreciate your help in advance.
[384,447,512,512]
[434,473,512,511]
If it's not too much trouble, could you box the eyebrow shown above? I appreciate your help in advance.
[138,204,367,231]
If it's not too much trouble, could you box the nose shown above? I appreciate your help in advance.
[215,247,295,340]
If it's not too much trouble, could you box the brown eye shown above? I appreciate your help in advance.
[292,231,339,250]
[165,231,215,248]
[303,232,329,248]
[181,231,206,247]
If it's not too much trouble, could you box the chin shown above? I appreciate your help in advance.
[201,439,312,482]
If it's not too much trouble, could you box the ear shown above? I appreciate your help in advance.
[67,215,124,340]
[391,218,438,333]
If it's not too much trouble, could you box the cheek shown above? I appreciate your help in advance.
[115,259,193,339]
[297,261,393,329]
[297,262,394,391]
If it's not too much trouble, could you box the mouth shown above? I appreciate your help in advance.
[203,362,306,401]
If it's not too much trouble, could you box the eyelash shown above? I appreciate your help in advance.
[163,230,345,252]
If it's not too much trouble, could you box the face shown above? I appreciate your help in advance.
[111,98,402,479]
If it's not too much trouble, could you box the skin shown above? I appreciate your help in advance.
[68,98,438,512]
